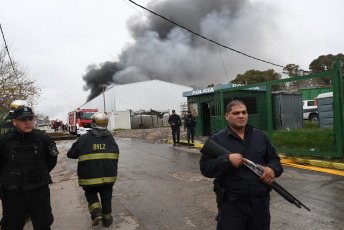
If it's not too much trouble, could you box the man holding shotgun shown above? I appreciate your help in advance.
[200,100,283,230]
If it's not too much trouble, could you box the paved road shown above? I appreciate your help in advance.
[10,136,344,229]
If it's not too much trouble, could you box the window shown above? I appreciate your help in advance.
[189,103,198,116]
[223,97,257,115]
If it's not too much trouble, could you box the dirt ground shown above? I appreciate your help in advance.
[113,127,209,143]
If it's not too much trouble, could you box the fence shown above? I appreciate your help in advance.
[187,60,343,158]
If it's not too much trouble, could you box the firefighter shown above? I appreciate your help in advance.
[0,100,29,137]
[67,112,119,227]
[0,106,59,230]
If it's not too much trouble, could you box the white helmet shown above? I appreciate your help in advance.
[91,112,108,129]
[10,100,29,112]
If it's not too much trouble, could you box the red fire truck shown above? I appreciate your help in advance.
[51,120,64,131]
[68,108,98,136]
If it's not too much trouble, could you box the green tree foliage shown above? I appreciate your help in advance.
[309,53,344,86]
[283,64,312,90]
[283,64,309,77]
[231,69,283,91]
[231,69,281,84]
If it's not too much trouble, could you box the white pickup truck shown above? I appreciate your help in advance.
[303,100,318,121]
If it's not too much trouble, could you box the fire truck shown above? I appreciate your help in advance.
[68,108,98,136]
[51,120,64,131]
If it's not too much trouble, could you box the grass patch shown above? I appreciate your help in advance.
[272,121,335,152]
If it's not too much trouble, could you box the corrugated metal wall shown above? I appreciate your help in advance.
[79,80,192,115]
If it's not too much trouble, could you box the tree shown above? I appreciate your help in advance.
[230,69,282,90]
[0,46,40,117]
[309,53,344,86]
[283,64,313,90]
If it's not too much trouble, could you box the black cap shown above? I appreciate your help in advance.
[172,110,175,113]
[188,111,191,113]
[13,106,35,119]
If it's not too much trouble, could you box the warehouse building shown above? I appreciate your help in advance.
[79,80,192,130]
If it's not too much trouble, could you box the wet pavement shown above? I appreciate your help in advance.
[14,137,344,229]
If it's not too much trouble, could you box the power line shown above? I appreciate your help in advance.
[0,23,18,77]
[128,0,285,68]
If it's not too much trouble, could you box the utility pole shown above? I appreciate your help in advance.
[102,84,106,112]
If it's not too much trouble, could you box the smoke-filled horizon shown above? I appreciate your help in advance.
[83,0,282,102]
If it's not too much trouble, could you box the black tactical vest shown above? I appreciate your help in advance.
[1,138,51,191]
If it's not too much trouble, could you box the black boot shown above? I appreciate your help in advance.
[102,214,113,227]
[92,212,102,226]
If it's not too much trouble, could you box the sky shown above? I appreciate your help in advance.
[1,0,343,122]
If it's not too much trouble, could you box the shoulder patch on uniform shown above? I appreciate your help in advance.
[48,143,59,156]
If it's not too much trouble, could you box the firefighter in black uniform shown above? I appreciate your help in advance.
[67,112,119,227]
[0,100,28,137]
[168,110,182,146]
[0,106,59,230]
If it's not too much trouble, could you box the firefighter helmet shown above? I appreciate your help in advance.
[91,112,108,129]
[10,100,29,112]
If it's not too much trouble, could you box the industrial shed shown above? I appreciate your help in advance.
[79,80,192,129]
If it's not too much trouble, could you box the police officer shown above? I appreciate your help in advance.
[168,109,182,146]
[0,106,59,230]
[67,112,119,227]
[200,100,283,230]
[184,111,196,145]
[0,100,28,137]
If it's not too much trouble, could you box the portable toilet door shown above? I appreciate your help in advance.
[316,92,333,129]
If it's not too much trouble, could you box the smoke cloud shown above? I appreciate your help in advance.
[83,0,280,101]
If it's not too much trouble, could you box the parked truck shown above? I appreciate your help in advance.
[68,108,98,136]
[303,99,318,122]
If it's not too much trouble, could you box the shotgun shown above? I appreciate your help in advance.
[200,138,310,211]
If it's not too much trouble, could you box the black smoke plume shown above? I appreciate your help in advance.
[83,0,279,102]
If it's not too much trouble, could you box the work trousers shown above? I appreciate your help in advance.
[82,184,114,220]
[1,185,53,230]
[171,127,180,143]
[186,127,195,143]
[216,196,270,230]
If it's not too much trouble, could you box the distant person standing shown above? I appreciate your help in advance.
[67,112,119,227]
[168,110,182,146]
[184,111,196,145]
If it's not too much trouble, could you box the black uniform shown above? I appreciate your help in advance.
[0,114,15,137]
[200,125,283,230]
[67,128,119,225]
[184,115,196,144]
[0,129,58,230]
[168,114,182,144]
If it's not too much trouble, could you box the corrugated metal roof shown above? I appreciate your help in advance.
[80,80,193,115]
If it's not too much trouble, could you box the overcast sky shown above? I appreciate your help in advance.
[1,0,343,122]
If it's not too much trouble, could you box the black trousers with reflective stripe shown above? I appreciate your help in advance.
[1,185,53,230]
[83,184,114,219]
